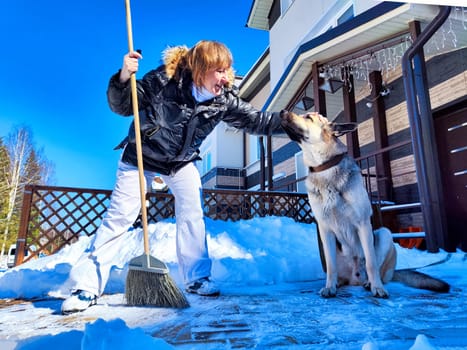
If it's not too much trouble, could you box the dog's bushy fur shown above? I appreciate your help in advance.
[281,111,449,297]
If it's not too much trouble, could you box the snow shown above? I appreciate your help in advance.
[0,216,466,349]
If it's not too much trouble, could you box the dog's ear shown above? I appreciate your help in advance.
[331,122,358,137]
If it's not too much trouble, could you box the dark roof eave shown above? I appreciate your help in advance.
[246,0,273,30]
[238,47,270,90]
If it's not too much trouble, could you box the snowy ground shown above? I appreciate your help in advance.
[0,217,466,349]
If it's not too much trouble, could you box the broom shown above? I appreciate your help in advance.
[124,0,189,309]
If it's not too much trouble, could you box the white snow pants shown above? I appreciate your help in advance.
[65,160,212,297]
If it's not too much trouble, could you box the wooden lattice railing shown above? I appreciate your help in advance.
[14,185,313,266]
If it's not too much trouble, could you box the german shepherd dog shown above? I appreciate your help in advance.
[281,111,449,298]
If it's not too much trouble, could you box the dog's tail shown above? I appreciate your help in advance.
[392,269,450,293]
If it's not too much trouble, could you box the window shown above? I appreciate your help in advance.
[198,151,212,176]
[281,0,294,16]
[337,5,354,26]
[204,152,212,174]
[295,152,307,193]
[321,4,354,35]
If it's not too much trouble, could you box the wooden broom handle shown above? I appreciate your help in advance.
[125,0,150,255]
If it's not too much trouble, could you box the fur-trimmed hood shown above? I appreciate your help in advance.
[162,45,235,88]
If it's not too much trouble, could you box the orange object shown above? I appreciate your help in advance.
[398,226,424,249]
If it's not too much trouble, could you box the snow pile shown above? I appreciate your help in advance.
[1,216,464,350]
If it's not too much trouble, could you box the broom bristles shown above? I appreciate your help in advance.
[126,269,189,308]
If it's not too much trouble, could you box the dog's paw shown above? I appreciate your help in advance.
[371,286,389,298]
[320,287,337,298]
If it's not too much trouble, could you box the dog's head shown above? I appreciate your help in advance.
[280,111,357,145]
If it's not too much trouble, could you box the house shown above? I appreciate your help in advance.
[197,1,467,253]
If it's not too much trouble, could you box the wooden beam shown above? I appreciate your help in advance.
[312,62,327,116]
[342,68,360,158]
[369,70,393,201]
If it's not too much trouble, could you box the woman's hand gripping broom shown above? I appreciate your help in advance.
[124,0,189,309]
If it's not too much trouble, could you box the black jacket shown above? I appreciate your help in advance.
[107,66,283,175]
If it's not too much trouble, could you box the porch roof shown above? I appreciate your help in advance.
[262,2,444,111]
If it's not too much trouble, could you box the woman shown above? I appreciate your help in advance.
[61,40,284,314]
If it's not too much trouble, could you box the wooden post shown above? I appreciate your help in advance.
[267,135,273,190]
[312,61,327,272]
[342,67,360,158]
[15,185,34,266]
[369,70,392,201]
[259,136,265,190]
[312,62,327,116]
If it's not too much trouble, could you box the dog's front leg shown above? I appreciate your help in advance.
[360,223,389,298]
[319,230,338,298]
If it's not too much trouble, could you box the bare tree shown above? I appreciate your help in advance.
[0,125,55,259]
[0,139,10,259]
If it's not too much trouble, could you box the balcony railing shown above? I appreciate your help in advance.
[274,140,424,239]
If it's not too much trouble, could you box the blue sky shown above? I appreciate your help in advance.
[0,0,268,190]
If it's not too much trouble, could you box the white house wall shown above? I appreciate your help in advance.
[246,80,271,166]
[215,123,244,168]
[269,0,324,88]
[268,0,383,89]
[354,0,383,15]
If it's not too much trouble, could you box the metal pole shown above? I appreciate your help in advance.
[401,6,451,252]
